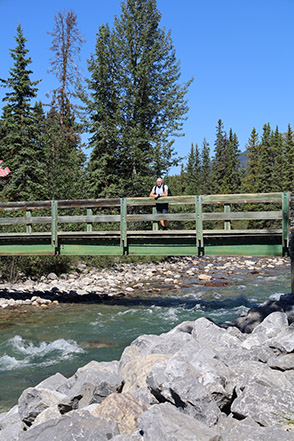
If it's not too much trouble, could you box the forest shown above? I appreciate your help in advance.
[1,0,294,204]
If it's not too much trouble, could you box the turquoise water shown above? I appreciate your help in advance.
[0,263,290,411]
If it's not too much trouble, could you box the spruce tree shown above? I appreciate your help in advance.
[222,129,241,194]
[270,126,284,191]
[243,128,260,193]
[47,10,86,200]
[86,0,192,197]
[258,123,274,193]
[211,119,227,194]
[0,24,40,200]
[284,124,294,192]
[185,143,201,194]
[200,138,211,195]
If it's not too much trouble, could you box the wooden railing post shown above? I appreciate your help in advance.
[282,192,290,254]
[51,200,58,251]
[87,208,93,232]
[152,206,159,231]
[196,195,203,254]
[26,210,32,234]
[120,198,127,254]
[224,204,231,230]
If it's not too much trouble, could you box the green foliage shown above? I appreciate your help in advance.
[283,124,294,192]
[0,24,41,201]
[86,0,192,198]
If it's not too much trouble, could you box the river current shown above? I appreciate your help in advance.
[0,258,290,411]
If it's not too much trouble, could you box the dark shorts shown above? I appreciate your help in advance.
[156,203,168,214]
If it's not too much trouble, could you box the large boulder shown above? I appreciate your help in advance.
[89,392,146,434]
[18,387,68,427]
[18,411,119,441]
[57,360,123,409]
[138,402,221,441]
[146,358,221,427]
[231,382,294,427]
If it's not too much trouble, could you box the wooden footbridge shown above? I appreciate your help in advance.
[0,192,290,257]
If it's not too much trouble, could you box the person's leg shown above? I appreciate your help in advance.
[162,208,168,229]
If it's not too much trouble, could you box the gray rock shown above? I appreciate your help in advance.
[47,272,58,280]
[267,353,294,370]
[0,420,22,441]
[220,416,294,441]
[35,372,67,392]
[18,411,119,441]
[18,387,68,427]
[0,405,20,430]
[58,365,123,409]
[138,403,221,441]
[252,311,288,338]
[146,358,221,427]
[231,382,294,427]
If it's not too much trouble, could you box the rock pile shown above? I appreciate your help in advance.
[1,294,294,440]
[0,256,288,308]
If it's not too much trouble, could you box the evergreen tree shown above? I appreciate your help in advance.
[284,124,294,192]
[222,129,241,194]
[47,10,86,199]
[86,24,122,198]
[0,24,40,200]
[48,10,85,125]
[86,0,192,197]
[185,143,201,194]
[211,119,227,194]
[200,138,211,195]
[270,126,284,191]
[258,123,275,193]
[242,128,260,193]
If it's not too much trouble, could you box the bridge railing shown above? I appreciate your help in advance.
[0,192,290,255]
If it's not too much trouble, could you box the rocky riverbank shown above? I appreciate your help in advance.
[1,290,294,440]
[0,255,289,308]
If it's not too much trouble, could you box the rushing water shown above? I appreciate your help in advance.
[0,260,290,412]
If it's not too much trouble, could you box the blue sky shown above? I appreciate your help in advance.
[1,0,294,174]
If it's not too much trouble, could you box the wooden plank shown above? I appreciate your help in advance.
[57,199,121,208]
[0,200,51,211]
[127,213,196,222]
[203,229,282,235]
[0,216,52,225]
[126,196,195,206]
[57,215,121,223]
[202,193,283,204]
[202,211,282,221]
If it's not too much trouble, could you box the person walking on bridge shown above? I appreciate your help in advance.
[150,177,169,230]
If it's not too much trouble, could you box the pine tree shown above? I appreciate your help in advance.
[200,138,211,195]
[242,128,260,193]
[222,129,241,194]
[185,143,201,194]
[47,10,86,199]
[258,123,275,193]
[48,10,85,125]
[270,126,284,191]
[211,119,227,194]
[86,0,192,197]
[0,24,40,200]
[86,24,122,198]
[284,124,294,192]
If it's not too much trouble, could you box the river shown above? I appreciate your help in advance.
[0,258,290,412]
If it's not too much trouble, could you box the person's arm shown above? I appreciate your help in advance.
[162,185,168,197]
[150,187,158,198]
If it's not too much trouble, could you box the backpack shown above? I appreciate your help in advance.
[153,184,171,196]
